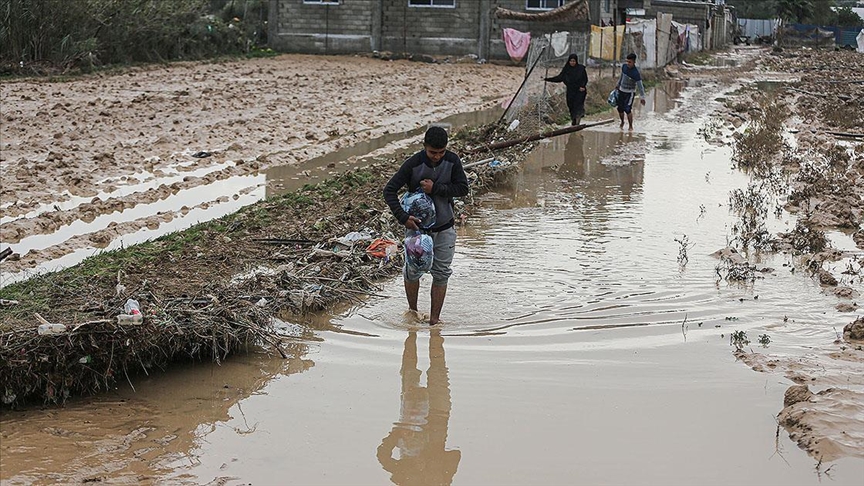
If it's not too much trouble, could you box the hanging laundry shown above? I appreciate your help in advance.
[550,31,569,57]
[503,28,531,62]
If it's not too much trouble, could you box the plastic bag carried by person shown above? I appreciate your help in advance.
[607,89,618,107]
[400,190,436,230]
[404,231,434,274]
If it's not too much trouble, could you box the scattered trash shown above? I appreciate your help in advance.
[366,238,399,259]
[78,356,92,364]
[38,323,67,335]
[34,312,66,335]
[508,119,520,131]
[334,230,374,246]
[0,299,19,307]
[191,151,212,158]
[117,298,144,325]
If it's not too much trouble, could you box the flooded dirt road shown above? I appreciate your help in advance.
[2,78,863,485]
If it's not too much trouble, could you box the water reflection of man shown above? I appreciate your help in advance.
[377,331,460,485]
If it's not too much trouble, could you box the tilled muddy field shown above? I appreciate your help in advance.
[0,55,522,278]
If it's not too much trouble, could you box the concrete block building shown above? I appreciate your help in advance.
[268,1,650,60]
[643,0,731,50]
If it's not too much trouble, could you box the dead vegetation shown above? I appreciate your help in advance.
[720,49,863,267]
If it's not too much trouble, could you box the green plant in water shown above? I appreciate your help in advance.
[730,330,750,352]
[758,334,771,347]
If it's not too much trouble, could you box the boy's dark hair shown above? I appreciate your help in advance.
[626,53,637,60]
[424,126,448,149]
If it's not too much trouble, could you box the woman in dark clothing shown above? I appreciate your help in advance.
[544,54,589,126]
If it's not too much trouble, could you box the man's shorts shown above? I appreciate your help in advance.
[404,227,456,286]
[616,90,635,114]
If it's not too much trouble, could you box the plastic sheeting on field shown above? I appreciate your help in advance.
[589,24,624,61]
[858,30,864,53]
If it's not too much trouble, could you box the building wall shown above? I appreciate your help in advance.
[269,0,594,60]
[270,0,377,54]
[646,0,713,48]
[379,0,482,55]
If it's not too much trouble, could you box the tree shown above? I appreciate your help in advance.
[727,0,776,19]
[807,0,838,24]
[836,5,864,25]
[775,0,814,23]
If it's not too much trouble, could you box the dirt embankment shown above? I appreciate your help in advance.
[700,47,864,463]
[0,55,523,273]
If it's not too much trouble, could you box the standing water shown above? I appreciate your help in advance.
[1,82,862,485]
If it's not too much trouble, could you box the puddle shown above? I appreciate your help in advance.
[3,81,863,484]
[264,108,502,199]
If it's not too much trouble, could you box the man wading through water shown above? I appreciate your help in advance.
[616,52,646,130]
[383,127,469,325]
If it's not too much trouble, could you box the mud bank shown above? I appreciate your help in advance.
[694,46,864,463]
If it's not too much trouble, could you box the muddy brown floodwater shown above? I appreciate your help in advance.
[2,49,864,485]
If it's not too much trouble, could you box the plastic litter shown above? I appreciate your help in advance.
[335,230,374,246]
[366,238,399,259]
[607,89,618,106]
[118,298,144,325]
[37,323,67,335]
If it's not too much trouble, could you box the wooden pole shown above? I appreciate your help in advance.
[466,119,615,155]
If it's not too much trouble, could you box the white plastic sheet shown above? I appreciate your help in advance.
[625,19,657,68]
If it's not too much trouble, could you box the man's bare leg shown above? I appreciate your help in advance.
[618,111,625,128]
[405,279,420,312]
[627,112,634,130]
[429,284,447,325]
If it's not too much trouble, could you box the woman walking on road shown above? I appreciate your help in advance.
[544,54,588,126]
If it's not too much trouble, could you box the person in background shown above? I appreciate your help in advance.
[616,52,647,130]
[383,126,469,325]
[544,53,589,126]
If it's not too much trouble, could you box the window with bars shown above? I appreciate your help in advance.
[526,0,565,10]
[409,0,456,7]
